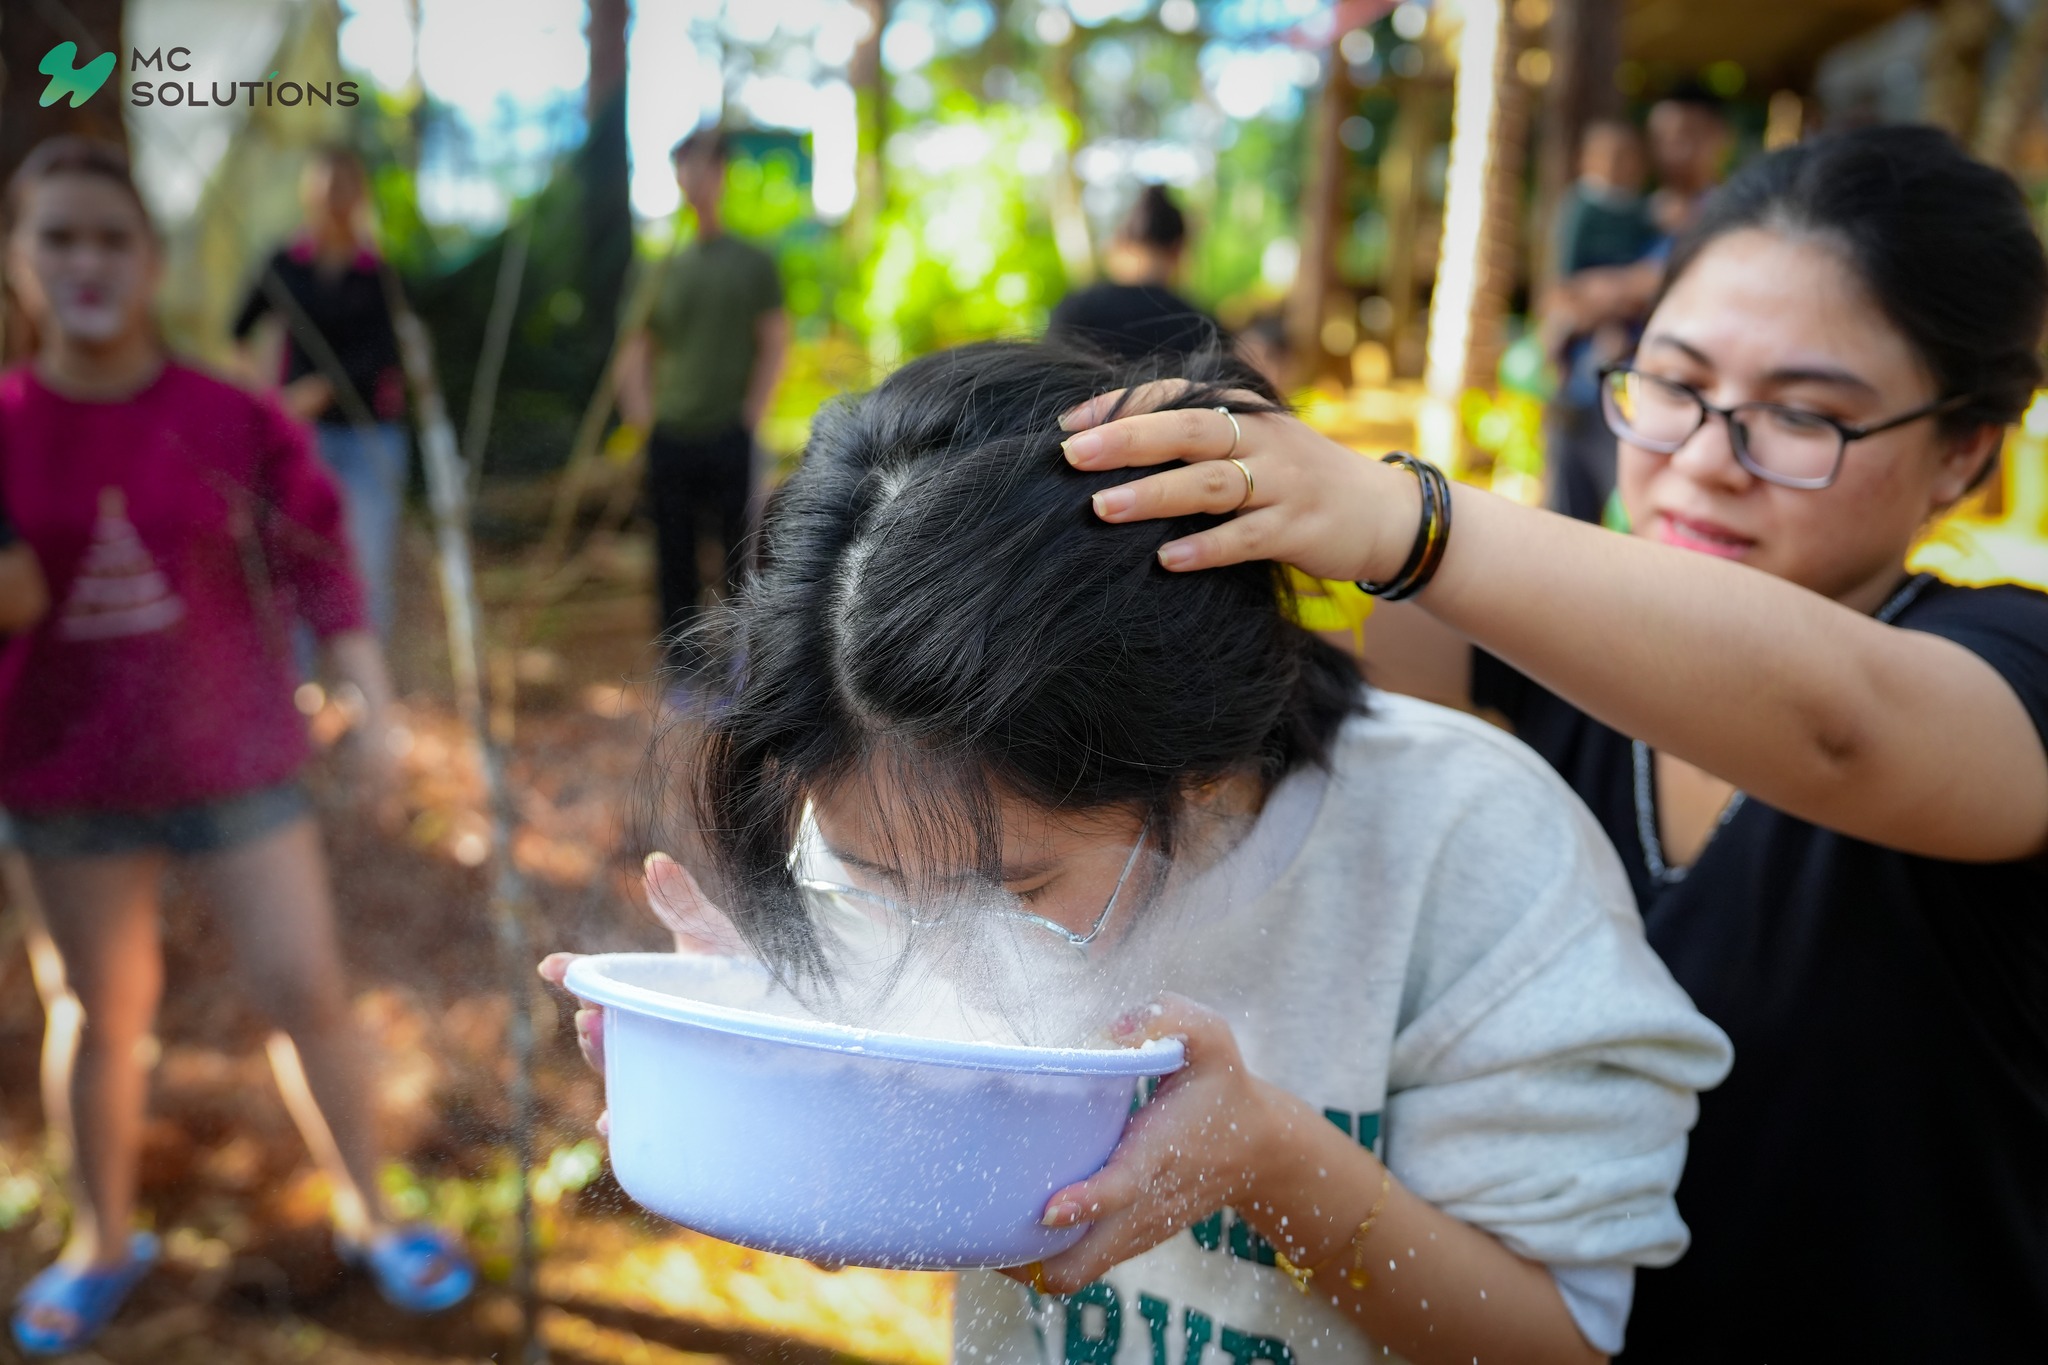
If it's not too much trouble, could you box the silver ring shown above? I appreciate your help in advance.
[1215,406,1241,458]
[1227,457,1254,511]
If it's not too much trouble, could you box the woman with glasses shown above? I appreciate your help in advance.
[1055,126,2048,1360]
[547,340,1732,1365]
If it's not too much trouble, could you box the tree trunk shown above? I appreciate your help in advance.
[1,0,126,362]
[850,0,889,249]
[1975,0,2048,171]
[580,0,632,341]
[1287,43,1353,388]
[586,0,627,123]
[1045,28,1094,287]
[1531,0,1622,299]
[0,0,126,180]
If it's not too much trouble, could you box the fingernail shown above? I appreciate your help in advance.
[642,852,662,878]
[1041,1200,1082,1228]
[1092,487,1133,519]
[596,1112,610,1137]
[1157,542,1195,570]
[1062,431,1104,465]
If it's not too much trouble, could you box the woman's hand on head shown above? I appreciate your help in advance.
[1005,994,1294,1295]
[1058,382,1424,585]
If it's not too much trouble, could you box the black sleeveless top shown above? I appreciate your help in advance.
[1474,579,2048,1362]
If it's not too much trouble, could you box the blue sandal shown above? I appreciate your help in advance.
[339,1225,474,1314]
[11,1231,159,1355]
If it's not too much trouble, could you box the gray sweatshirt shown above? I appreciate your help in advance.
[953,693,1733,1363]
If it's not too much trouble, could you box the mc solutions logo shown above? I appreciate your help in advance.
[38,42,360,110]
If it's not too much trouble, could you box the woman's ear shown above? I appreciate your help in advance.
[1929,422,2005,511]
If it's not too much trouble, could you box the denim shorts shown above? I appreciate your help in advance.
[8,781,311,859]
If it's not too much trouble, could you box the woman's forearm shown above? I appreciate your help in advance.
[1064,398,2048,861]
[1420,485,2048,860]
[615,330,655,431]
[1244,1082,1601,1365]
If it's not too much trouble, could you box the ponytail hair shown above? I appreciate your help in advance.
[1662,126,2046,440]
[1118,184,1188,253]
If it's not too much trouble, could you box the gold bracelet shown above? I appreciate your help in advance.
[1270,1165,1393,1296]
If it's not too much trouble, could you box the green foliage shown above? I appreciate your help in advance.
[1186,116,1307,315]
[0,1162,44,1232]
[1460,386,1545,481]
[856,98,1073,363]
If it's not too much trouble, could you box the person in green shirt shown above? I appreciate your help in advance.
[617,127,788,689]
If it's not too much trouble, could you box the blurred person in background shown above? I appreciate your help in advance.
[1543,120,1659,522]
[1541,87,1732,523]
[1644,85,1735,240]
[1555,122,1658,279]
[1051,184,1221,362]
[233,146,408,640]
[1058,126,2048,1360]
[616,126,788,700]
[0,138,471,1355]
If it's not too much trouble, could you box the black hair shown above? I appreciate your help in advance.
[1240,311,1289,354]
[5,135,152,237]
[653,342,1362,979]
[1661,125,2047,447]
[1119,184,1187,252]
[671,125,729,164]
[1653,80,1728,120]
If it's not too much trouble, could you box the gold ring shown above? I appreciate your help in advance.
[1215,406,1242,457]
[1228,456,1255,511]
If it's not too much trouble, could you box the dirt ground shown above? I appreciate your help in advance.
[0,524,951,1365]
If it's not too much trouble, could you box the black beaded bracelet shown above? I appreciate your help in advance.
[1357,452,1453,601]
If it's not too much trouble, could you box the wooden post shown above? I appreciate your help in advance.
[1921,0,1999,141]
[1976,0,2048,172]
[1287,41,1354,387]
[1421,0,1527,471]
[1530,0,1622,299]
[1379,83,1435,379]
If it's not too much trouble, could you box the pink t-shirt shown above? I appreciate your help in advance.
[0,362,367,812]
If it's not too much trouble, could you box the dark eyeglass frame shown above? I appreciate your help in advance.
[1596,363,1976,490]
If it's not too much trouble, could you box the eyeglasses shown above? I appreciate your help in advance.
[796,818,1153,951]
[1597,364,1974,491]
